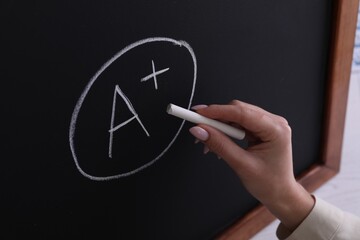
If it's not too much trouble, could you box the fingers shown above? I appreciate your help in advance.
[195,100,284,142]
[189,100,292,172]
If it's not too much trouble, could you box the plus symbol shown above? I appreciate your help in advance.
[140,60,169,90]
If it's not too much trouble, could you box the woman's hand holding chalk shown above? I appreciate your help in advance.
[166,103,245,140]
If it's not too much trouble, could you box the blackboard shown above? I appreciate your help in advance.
[1,0,356,239]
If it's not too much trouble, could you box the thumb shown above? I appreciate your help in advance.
[189,125,252,172]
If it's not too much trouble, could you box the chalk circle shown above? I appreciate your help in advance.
[69,37,197,181]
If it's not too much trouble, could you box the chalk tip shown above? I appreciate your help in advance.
[166,103,174,114]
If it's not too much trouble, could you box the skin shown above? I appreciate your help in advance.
[189,100,315,232]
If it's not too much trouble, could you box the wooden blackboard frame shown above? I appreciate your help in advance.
[217,0,359,239]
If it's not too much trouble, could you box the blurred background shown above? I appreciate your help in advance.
[252,7,360,240]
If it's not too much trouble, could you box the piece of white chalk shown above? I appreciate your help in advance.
[166,103,245,140]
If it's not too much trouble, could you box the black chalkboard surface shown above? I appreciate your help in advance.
[2,0,349,239]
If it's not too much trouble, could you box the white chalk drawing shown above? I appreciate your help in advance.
[69,37,197,181]
[140,60,170,90]
[108,85,150,158]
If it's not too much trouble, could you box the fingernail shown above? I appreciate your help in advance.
[203,145,210,154]
[189,126,209,141]
[191,104,208,110]
[217,155,222,159]
[194,139,200,144]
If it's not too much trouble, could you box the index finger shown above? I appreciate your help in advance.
[195,101,280,142]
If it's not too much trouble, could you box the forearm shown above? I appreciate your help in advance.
[276,196,360,239]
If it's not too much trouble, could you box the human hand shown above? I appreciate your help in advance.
[189,100,314,231]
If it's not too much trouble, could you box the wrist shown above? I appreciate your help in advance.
[264,182,315,231]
